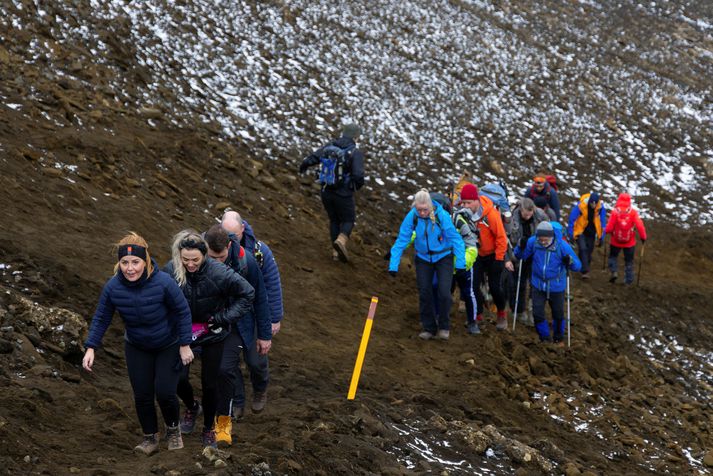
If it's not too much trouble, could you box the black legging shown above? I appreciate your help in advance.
[124,341,181,435]
[472,253,506,314]
[177,340,226,431]
[320,188,356,241]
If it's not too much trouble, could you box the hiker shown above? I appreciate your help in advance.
[205,225,271,444]
[524,174,561,221]
[451,204,480,334]
[567,192,607,278]
[82,232,193,455]
[221,211,283,416]
[506,198,548,325]
[604,193,647,284]
[388,189,467,340]
[458,183,510,330]
[533,195,557,221]
[163,230,255,449]
[299,123,365,262]
[514,222,581,344]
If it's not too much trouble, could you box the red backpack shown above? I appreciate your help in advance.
[545,175,558,191]
[613,209,635,243]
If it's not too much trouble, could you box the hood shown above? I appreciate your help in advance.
[333,136,356,149]
[616,193,632,211]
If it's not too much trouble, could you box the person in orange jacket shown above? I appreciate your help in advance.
[458,183,509,330]
[604,193,647,284]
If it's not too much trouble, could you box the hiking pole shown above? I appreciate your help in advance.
[601,235,608,271]
[512,259,523,332]
[566,270,571,348]
[347,297,379,400]
[636,243,646,287]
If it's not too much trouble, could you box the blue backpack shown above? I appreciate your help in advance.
[480,182,510,213]
[318,143,355,186]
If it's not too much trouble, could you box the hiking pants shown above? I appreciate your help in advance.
[608,245,635,283]
[472,254,506,315]
[220,329,270,412]
[508,258,532,314]
[124,341,181,435]
[576,232,596,274]
[177,340,226,431]
[532,288,565,342]
[320,188,355,241]
[432,267,477,325]
[415,255,453,333]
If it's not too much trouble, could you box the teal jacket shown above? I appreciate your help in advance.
[389,203,466,271]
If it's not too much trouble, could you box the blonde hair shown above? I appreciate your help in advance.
[113,232,154,277]
[412,189,436,224]
[170,229,207,287]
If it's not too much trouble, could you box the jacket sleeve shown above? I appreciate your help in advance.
[246,253,271,341]
[440,208,466,269]
[492,212,509,261]
[567,206,581,239]
[259,244,284,324]
[163,275,193,345]
[349,149,365,191]
[634,211,647,241]
[219,264,255,324]
[389,209,417,272]
[562,242,582,272]
[550,189,561,220]
[301,146,324,170]
[84,281,116,349]
[598,205,608,239]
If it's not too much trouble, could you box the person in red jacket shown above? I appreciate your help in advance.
[459,183,509,330]
[604,193,647,284]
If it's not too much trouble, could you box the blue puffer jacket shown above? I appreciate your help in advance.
[389,203,466,271]
[84,261,192,351]
[514,230,581,293]
[239,221,284,324]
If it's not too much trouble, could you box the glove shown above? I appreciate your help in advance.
[383,250,392,261]
[298,162,309,174]
[455,268,467,279]
[597,238,604,247]
[641,239,646,244]
[562,255,571,267]
[518,237,528,249]
[388,270,397,278]
[209,311,230,327]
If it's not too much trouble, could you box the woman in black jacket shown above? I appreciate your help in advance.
[164,230,255,448]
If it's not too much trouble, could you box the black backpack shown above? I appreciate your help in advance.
[412,192,452,228]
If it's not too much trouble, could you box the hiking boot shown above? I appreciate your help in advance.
[436,329,450,340]
[231,403,244,421]
[418,331,434,340]
[252,391,267,413]
[609,271,618,283]
[581,272,590,280]
[467,322,481,335]
[331,249,339,261]
[496,313,508,331]
[134,433,159,456]
[166,425,183,451]
[201,428,217,449]
[523,312,535,327]
[333,233,349,262]
[214,416,232,448]
[180,400,202,434]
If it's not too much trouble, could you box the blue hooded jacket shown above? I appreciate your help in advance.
[85,260,192,351]
[389,203,466,271]
[514,224,581,293]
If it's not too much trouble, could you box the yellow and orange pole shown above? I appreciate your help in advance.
[347,296,379,400]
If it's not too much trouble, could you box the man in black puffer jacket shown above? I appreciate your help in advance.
[299,123,365,262]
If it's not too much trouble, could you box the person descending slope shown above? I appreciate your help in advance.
[514,222,581,344]
[604,193,647,284]
[567,192,607,279]
[388,189,466,340]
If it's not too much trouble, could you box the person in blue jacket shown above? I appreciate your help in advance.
[83,232,194,456]
[389,189,467,340]
[514,222,581,344]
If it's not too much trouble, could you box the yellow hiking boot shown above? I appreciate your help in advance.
[215,415,232,448]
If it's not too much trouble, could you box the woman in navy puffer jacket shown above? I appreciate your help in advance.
[83,232,193,456]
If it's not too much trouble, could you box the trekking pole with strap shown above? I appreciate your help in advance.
[566,269,571,348]
[512,258,524,332]
[636,242,646,287]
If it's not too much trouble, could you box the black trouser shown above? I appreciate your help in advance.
[320,188,355,241]
[220,329,270,412]
[532,288,565,342]
[609,245,636,283]
[507,258,532,313]
[576,232,596,274]
[124,341,181,435]
[473,254,506,314]
[177,340,226,430]
[415,255,453,333]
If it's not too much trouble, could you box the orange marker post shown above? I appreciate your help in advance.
[347,296,379,400]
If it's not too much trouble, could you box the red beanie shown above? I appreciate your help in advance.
[460,183,479,201]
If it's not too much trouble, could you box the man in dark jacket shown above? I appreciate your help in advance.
[299,123,365,262]
[524,174,561,221]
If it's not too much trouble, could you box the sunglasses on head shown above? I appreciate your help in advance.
[534,179,546,185]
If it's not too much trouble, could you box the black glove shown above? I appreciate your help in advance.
[383,250,392,261]
[562,255,571,267]
[298,162,309,174]
[388,270,397,278]
[518,237,528,249]
[455,268,468,279]
[209,311,230,326]
[597,238,604,247]
[641,239,646,244]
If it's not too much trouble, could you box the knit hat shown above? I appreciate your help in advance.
[533,195,548,209]
[460,183,479,201]
[535,221,554,238]
[342,123,361,139]
[588,192,600,205]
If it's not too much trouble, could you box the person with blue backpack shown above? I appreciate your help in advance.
[299,123,365,262]
[514,222,581,344]
[388,189,467,340]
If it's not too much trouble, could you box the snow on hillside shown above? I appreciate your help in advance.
[3,0,712,223]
